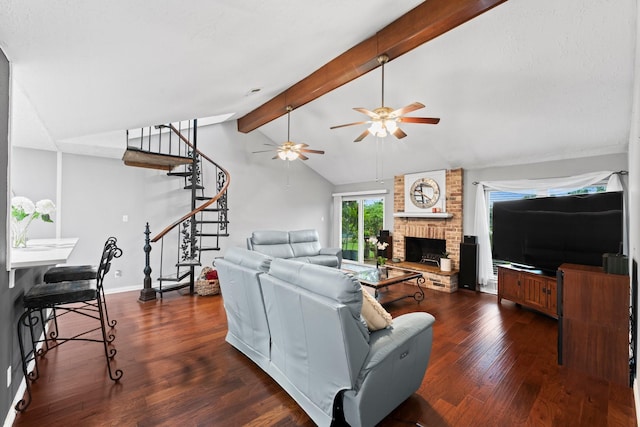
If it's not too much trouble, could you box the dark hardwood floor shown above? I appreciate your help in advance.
[11,284,637,426]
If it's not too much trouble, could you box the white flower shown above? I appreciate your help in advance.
[367,237,389,250]
[11,196,55,223]
[36,199,56,215]
[11,197,35,218]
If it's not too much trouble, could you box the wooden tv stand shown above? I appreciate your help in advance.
[497,265,557,318]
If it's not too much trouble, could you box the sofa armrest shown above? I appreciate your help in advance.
[343,311,435,427]
[319,247,342,268]
[319,247,341,256]
[358,312,435,381]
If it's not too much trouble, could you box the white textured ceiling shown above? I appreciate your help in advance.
[0,0,635,185]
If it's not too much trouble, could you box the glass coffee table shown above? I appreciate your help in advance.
[344,263,425,306]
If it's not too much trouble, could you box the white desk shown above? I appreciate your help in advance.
[10,238,79,269]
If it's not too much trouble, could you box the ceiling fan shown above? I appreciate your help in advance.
[330,53,440,142]
[253,106,325,161]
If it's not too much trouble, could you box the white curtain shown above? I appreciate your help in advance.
[474,171,624,288]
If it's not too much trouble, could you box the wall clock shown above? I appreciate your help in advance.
[404,170,446,213]
[409,177,440,209]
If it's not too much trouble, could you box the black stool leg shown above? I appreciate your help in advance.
[15,310,38,411]
[96,296,122,382]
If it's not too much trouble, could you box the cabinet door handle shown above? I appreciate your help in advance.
[542,287,547,293]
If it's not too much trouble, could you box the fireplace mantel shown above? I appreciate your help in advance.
[393,212,453,219]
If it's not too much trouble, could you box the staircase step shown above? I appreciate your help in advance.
[196,233,230,237]
[167,171,191,177]
[153,282,190,294]
[203,208,227,212]
[195,196,214,201]
[176,260,202,267]
[184,184,205,190]
[158,271,191,282]
[123,147,192,171]
[195,220,229,224]
[199,246,222,252]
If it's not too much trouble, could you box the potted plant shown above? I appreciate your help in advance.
[440,251,451,272]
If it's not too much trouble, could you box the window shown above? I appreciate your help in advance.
[341,197,384,264]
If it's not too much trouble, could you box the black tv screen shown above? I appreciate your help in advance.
[492,191,623,272]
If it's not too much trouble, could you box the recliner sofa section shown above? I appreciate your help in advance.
[216,247,435,427]
[246,229,342,268]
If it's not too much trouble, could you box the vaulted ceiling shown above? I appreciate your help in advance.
[0,0,635,185]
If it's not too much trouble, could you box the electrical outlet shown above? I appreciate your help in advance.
[122,215,128,223]
[114,270,122,278]
[7,365,11,388]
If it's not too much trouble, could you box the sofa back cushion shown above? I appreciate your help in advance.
[215,247,272,361]
[289,229,322,257]
[224,245,272,272]
[250,230,295,259]
[260,259,369,418]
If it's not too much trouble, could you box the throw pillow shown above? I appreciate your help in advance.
[360,287,393,331]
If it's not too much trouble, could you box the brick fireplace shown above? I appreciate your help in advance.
[393,168,463,292]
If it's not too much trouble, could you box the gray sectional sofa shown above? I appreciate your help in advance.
[216,247,436,427]
[247,229,342,268]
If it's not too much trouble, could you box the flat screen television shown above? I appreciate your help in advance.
[492,191,623,273]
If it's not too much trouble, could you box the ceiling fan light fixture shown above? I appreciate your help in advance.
[368,118,398,137]
[278,149,299,161]
[369,121,385,137]
[384,119,398,133]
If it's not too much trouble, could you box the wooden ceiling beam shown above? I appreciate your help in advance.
[237,0,508,133]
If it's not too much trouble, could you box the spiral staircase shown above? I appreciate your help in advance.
[122,119,230,300]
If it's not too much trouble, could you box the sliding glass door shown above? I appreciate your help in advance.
[341,197,384,263]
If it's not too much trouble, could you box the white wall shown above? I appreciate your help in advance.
[10,147,57,238]
[10,120,335,292]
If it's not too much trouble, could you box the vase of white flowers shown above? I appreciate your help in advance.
[10,196,56,248]
[367,236,390,279]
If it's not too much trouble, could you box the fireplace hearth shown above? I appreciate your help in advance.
[405,237,446,266]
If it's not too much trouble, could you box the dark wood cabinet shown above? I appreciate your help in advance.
[498,266,557,318]
[558,263,630,386]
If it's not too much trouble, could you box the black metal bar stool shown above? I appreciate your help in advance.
[41,237,119,331]
[15,237,123,411]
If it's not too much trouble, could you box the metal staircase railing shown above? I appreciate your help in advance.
[123,119,230,301]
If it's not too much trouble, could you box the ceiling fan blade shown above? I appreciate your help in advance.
[393,127,407,139]
[263,142,279,147]
[299,149,325,154]
[252,149,276,154]
[272,155,279,160]
[298,153,309,161]
[354,129,370,142]
[353,108,380,119]
[398,117,441,124]
[390,102,425,117]
[330,121,368,130]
